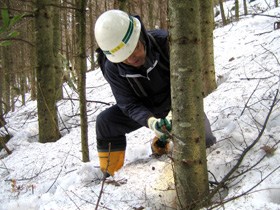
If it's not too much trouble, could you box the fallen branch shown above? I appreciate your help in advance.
[208,165,280,209]
[261,44,280,66]
[59,184,81,210]
[46,144,73,193]
[0,136,12,155]
[209,89,279,200]
[240,79,261,116]
[62,98,112,106]
[250,13,280,18]
[0,159,11,174]
[228,139,280,181]
[70,190,113,210]
[95,143,111,210]
[5,163,59,182]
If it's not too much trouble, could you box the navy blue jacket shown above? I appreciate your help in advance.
[104,16,171,127]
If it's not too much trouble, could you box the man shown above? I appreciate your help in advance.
[94,9,216,177]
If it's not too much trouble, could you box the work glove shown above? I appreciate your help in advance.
[147,111,172,138]
[151,136,170,156]
[165,110,172,127]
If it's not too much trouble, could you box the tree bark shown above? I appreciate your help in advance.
[219,0,227,26]
[0,135,12,155]
[148,1,154,29]
[139,0,143,19]
[200,0,216,97]
[62,0,71,81]
[0,49,6,127]
[71,0,77,82]
[27,0,37,101]
[35,0,61,143]
[119,0,127,11]
[20,45,26,106]
[235,0,239,21]
[89,0,95,71]
[1,0,11,114]
[243,0,248,15]
[159,0,167,29]
[76,0,89,162]
[169,0,209,209]
[9,45,14,112]
[3,45,11,113]
[53,0,63,100]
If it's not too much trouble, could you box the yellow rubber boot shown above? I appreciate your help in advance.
[98,150,125,176]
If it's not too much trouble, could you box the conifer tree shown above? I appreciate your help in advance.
[169,0,209,209]
[35,0,61,143]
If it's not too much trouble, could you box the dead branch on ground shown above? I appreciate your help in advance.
[207,89,279,206]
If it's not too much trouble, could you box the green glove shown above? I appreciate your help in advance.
[148,115,172,138]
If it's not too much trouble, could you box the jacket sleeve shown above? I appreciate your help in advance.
[104,61,154,127]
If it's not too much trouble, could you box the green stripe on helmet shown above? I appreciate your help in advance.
[103,50,111,55]
[122,15,134,44]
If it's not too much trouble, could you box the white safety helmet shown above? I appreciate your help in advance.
[95,10,141,63]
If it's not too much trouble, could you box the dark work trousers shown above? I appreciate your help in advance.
[96,105,142,152]
[96,105,216,152]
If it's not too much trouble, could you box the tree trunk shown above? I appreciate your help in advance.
[235,0,239,21]
[105,0,108,10]
[34,0,61,143]
[219,0,227,26]
[275,0,278,7]
[148,1,154,29]
[63,0,71,81]
[139,0,143,19]
[1,0,11,114]
[119,0,127,11]
[0,135,12,155]
[0,49,6,127]
[159,0,167,29]
[76,0,89,162]
[20,46,26,106]
[28,0,37,101]
[10,45,15,112]
[3,45,11,113]
[127,0,135,14]
[53,0,63,100]
[243,0,248,15]
[89,1,95,71]
[168,0,209,209]
[200,0,217,97]
[114,0,118,9]
[71,0,77,82]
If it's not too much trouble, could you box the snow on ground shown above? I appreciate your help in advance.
[1,0,280,209]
